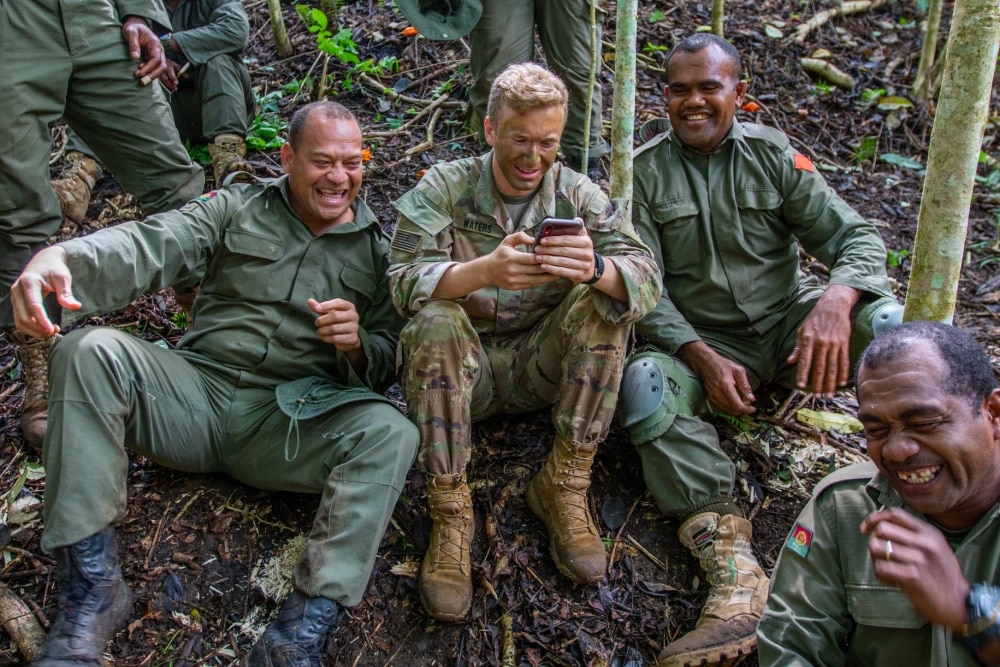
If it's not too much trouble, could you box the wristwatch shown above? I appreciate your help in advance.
[583,252,604,285]
[957,583,1000,656]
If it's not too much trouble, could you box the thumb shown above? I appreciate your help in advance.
[55,277,81,311]
[306,297,325,314]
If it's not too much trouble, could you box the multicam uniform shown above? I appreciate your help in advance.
[625,120,897,519]
[0,0,204,324]
[759,461,996,666]
[388,153,660,475]
[40,177,417,606]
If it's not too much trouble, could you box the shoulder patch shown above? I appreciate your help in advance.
[794,153,815,172]
[178,190,219,213]
[785,522,813,558]
[197,191,218,202]
[390,229,423,254]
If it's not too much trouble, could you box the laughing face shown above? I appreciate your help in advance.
[280,113,363,233]
[665,44,747,154]
[484,103,565,197]
[857,340,1000,531]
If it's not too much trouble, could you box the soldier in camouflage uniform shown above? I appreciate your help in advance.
[388,63,661,622]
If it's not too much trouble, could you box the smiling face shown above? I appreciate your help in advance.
[280,112,363,233]
[484,103,565,197]
[857,340,1000,530]
[665,44,747,154]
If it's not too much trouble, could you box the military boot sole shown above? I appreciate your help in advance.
[524,478,605,585]
[655,624,757,667]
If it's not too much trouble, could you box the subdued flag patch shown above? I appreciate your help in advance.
[391,230,422,254]
[786,522,813,558]
[794,153,815,172]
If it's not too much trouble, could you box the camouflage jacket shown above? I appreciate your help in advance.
[388,151,661,335]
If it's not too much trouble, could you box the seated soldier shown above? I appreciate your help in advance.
[388,62,661,622]
[759,321,1000,666]
[11,102,417,667]
[54,0,256,225]
[620,33,902,666]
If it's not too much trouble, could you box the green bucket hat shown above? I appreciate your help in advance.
[395,0,482,41]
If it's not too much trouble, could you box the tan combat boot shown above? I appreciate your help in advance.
[657,513,770,667]
[208,134,255,186]
[8,330,59,451]
[525,436,606,584]
[51,151,102,224]
[420,474,474,621]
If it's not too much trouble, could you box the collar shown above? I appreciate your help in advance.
[670,118,745,159]
[265,174,380,233]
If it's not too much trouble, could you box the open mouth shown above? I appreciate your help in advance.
[896,465,942,485]
[684,112,710,122]
[515,166,541,179]
[317,188,347,204]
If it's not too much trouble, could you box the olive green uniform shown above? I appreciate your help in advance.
[67,0,254,150]
[41,178,418,606]
[468,0,606,163]
[388,153,660,475]
[0,0,204,326]
[625,121,896,519]
[759,461,995,666]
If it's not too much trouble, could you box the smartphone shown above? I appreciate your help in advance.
[534,217,583,247]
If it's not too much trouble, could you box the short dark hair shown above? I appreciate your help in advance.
[664,34,742,85]
[287,101,359,149]
[858,321,998,409]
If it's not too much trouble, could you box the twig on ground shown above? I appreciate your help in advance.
[794,0,892,43]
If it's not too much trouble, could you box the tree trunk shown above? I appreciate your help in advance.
[711,0,725,37]
[913,0,945,100]
[609,0,637,209]
[904,0,1000,322]
[267,0,293,59]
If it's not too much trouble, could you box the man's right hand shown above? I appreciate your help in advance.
[677,340,757,416]
[122,16,168,83]
[432,231,557,299]
[10,247,81,338]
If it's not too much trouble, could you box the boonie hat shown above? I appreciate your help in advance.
[395,0,483,40]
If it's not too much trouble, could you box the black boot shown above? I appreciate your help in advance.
[244,591,343,667]
[33,526,134,666]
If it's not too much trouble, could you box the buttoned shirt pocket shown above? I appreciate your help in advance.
[650,198,702,273]
[211,229,287,301]
[735,187,789,251]
[846,585,927,629]
[339,265,378,312]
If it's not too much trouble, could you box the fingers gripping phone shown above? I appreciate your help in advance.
[533,217,583,247]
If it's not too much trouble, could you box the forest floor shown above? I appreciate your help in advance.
[1,0,999,665]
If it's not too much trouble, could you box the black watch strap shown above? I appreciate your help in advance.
[583,252,604,285]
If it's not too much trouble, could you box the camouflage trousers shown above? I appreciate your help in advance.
[399,285,629,475]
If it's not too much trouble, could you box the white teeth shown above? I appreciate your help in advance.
[898,466,941,484]
[686,114,709,120]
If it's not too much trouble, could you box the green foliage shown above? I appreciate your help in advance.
[810,79,834,96]
[643,42,668,54]
[879,153,925,173]
[246,89,289,152]
[295,5,360,66]
[355,55,400,77]
[172,311,188,329]
[852,136,879,164]
[859,87,886,108]
[649,10,667,22]
[185,141,212,166]
[886,248,910,268]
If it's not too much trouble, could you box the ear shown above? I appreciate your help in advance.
[987,388,1000,440]
[280,142,293,174]
[484,116,497,147]
[735,80,748,107]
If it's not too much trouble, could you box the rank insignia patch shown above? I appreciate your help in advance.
[786,523,813,558]
[794,153,815,172]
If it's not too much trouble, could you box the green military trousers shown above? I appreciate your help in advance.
[42,328,418,607]
[0,0,204,325]
[67,52,254,151]
[399,286,628,476]
[624,291,899,518]
[468,0,607,163]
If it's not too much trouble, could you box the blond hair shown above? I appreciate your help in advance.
[486,62,568,124]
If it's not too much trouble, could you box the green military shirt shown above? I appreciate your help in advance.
[116,0,171,29]
[633,120,893,355]
[388,152,661,333]
[758,461,999,666]
[167,0,248,66]
[58,177,402,392]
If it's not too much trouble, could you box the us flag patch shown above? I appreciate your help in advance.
[786,523,813,558]
[391,230,422,253]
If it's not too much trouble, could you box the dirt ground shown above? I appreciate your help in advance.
[1,0,999,665]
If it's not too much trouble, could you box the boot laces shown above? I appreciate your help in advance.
[433,489,471,571]
[556,450,593,534]
[17,335,53,410]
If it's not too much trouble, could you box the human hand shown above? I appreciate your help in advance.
[787,285,859,397]
[308,297,361,353]
[122,17,168,84]
[484,231,559,290]
[10,247,80,339]
[158,59,185,93]
[533,219,595,283]
[678,340,756,416]
[861,508,970,630]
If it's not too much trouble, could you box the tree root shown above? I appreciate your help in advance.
[794,0,892,43]
[0,581,46,662]
[801,57,857,89]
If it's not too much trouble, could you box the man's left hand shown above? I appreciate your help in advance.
[861,508,970,631]
[787,284,859,397]
[122,16,168,83]
[533,222,594,283]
